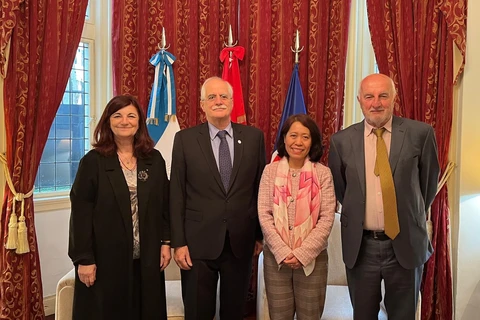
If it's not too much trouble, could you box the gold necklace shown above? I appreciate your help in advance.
[117,153,137,171]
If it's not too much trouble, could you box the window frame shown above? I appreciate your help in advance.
[34,37,95,211]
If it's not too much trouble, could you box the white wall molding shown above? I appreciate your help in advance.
[44,295,55,316]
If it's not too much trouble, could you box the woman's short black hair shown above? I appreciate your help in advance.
[277,113,323,162]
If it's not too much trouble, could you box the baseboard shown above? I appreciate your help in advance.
[44,295,55,316]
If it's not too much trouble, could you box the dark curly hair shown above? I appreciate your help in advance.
[277,113,323,162]
[92,95,154,157]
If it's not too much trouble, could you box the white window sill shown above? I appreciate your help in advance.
[34,193,70,213]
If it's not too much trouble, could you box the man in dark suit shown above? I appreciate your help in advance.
[328,73,440,320]
[170,77,266,320]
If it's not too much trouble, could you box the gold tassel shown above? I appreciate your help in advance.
[5,212,18,249]
[15,216,29,254]
[146,118,159,126]
[1,153,33,254]
[426,208,433,241]
[426,221,433,242]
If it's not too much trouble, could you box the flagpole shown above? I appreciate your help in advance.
[224,25,238,64]
[224,24,238,47]
[290,29,304,64]
[220,24,246,124]
[271,29,307,161]
[147,27,180,179]
[158,27,170,51]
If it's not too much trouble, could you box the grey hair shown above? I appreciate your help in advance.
[200,77,234,100]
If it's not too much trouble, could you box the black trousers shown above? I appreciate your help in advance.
[181,234,253,320]
[346,234,423,320]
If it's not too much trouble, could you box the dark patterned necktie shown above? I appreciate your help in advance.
[374,128,400,239]
[217,130,232,191]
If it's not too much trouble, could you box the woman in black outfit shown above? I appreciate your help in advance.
[69,95,171,319]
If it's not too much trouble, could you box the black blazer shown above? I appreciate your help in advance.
[68,149,170,319]
[170,122,266,260]
[328,116,440,269]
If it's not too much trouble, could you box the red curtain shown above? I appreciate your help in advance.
[0,0,88,319]
[113,0,166,111]
[366,1,466,319]
[0,0,23,78]
[112,0,237,116]
[238,0,351,159]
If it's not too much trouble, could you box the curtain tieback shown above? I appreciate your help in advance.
[0,153,34,254]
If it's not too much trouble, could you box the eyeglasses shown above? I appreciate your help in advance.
[204,94,231,102]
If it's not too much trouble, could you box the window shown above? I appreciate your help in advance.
[34,43,91,193]
[34,0,112,211]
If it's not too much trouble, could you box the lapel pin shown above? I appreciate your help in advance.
[238,140,242,144]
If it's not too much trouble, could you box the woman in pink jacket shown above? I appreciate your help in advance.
[258,114,336,319]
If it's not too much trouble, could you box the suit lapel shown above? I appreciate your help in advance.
[389,116,406,174]
[105,155,133,248]
[229,123,244,193]
[197,123,225,192]
[351,122,366,198]
[137,155,153,230]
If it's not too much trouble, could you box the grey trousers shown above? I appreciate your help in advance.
[263,245,328,320]
[346,234,423,320]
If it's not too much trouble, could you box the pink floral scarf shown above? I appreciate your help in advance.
[273,157,321,275]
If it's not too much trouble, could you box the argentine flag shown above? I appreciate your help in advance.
[146,49,180,179]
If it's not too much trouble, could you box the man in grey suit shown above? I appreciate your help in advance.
[170,77,266,320]
[328,73,440,319]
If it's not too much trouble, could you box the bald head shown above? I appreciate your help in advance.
[357,73,396,99]
[357,73,396,128]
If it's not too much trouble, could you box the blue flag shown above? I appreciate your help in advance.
[272,64,307,161]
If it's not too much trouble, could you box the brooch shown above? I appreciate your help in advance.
[138,169,149,182]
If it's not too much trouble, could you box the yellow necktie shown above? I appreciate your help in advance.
[374,128,400,239]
